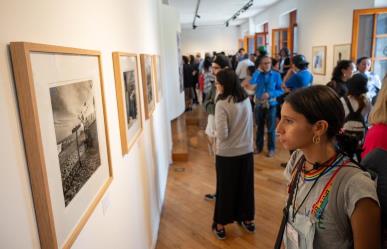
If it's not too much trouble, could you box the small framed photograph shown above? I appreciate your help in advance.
[333,44,351,67]
[152,55,162,102]
[140,54,155,119]
[112,52,143,155]
[312,46,327,75]
[10,42,113,249]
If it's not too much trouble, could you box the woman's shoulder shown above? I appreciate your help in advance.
[284,150,304,181]
[368,123,387,135]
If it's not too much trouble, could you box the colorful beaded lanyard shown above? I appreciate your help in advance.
[289,154,351,221]
[309,157,351,220]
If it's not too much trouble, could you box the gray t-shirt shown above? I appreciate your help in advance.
[284,150,379,249]
[215,97,253,157]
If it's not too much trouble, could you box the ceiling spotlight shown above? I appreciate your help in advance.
[225,0,254,26]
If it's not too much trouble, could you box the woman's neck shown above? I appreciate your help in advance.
[302,142,336,171]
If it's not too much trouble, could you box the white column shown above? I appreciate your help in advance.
[248,17,255,35]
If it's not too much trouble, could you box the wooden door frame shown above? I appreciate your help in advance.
[254,32,267,52]
[351,7,387,61]
[271,28,289,57]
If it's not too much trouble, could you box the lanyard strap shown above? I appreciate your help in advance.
[291,154,344,221]
[311,159,351,219]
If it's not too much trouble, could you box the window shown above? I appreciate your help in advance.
[352,8,387,80]
[272,28,289,57]
[247,35,255,54]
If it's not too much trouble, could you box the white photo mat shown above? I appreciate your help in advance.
[31,52,110,247]
[119,55,142,148]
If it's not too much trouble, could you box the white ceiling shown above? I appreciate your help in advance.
[168,0,281,28]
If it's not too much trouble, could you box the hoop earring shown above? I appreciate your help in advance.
[312,135,320,144]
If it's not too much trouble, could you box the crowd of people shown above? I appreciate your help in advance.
[182,47,387,248]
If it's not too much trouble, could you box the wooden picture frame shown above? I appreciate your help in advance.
[140,54,155,119]
[152,55,162,102]
[112,52,143,155]
[312,46,327,75]
[333,44,351,67]
[10,42,113,249]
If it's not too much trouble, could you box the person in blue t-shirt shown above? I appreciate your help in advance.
[249,56,284,157]
[282,54,313,92]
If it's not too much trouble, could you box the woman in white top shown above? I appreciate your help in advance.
[212,68,255,240]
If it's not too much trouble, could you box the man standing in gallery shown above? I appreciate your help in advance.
[236,53,254,82]
[249,56,283,157]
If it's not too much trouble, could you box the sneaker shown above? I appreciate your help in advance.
[239,221,256,233]
[212,223,226,240]
[267,150,275,158]
[254,148,262,154]
[204,193,216,201]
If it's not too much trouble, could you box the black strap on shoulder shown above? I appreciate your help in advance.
[274,156,305,249]
[343,96,367,130]
[343,95,355,114]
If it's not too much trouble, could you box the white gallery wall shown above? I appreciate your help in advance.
[240,0,382,84]
[0,0,182,248]
[181,25,240,56]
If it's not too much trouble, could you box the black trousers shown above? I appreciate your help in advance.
[213,152,255,225]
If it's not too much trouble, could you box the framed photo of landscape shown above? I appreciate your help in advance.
[333,44,351,67]
[10,42,113,249]
[140,54,155,119]
[152,55,162,102]
[112,52,143,155]
[312,46,327,75]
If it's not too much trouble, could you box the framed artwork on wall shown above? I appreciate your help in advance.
[112,52,143,155]
[333,44,351,67]
[312,46,327,75]
[140,54,155,119]
[10,42,113,249]
[152,55,162,102]
[176,32,184,93]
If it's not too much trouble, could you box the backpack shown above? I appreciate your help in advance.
[339,96,367,161]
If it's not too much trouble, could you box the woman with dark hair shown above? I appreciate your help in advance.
[276,85,380,249]
[327,60,355,97]
[212,68,255,240]
[189,54,199,104]
[279,47,291,78]
[183,55,194,111]
[340,73,371,126]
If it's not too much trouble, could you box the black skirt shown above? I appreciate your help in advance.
[213,152,255,225]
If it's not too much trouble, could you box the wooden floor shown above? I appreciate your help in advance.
[156,105,290,249]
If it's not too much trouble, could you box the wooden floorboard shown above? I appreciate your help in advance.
[156,105,290,249]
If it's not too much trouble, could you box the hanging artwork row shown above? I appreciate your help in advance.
[10,42,162,248]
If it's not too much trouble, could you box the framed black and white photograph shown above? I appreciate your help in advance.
[140,54,155,119]
[312,46,327,75]
[152,55,162,102]
[10,42,113,249]
[113,52,143,155]
[333,44,351,67]
[50,79,101,206]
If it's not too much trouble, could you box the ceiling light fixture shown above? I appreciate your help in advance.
[192,0,201,30]
[225,0,253,27]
